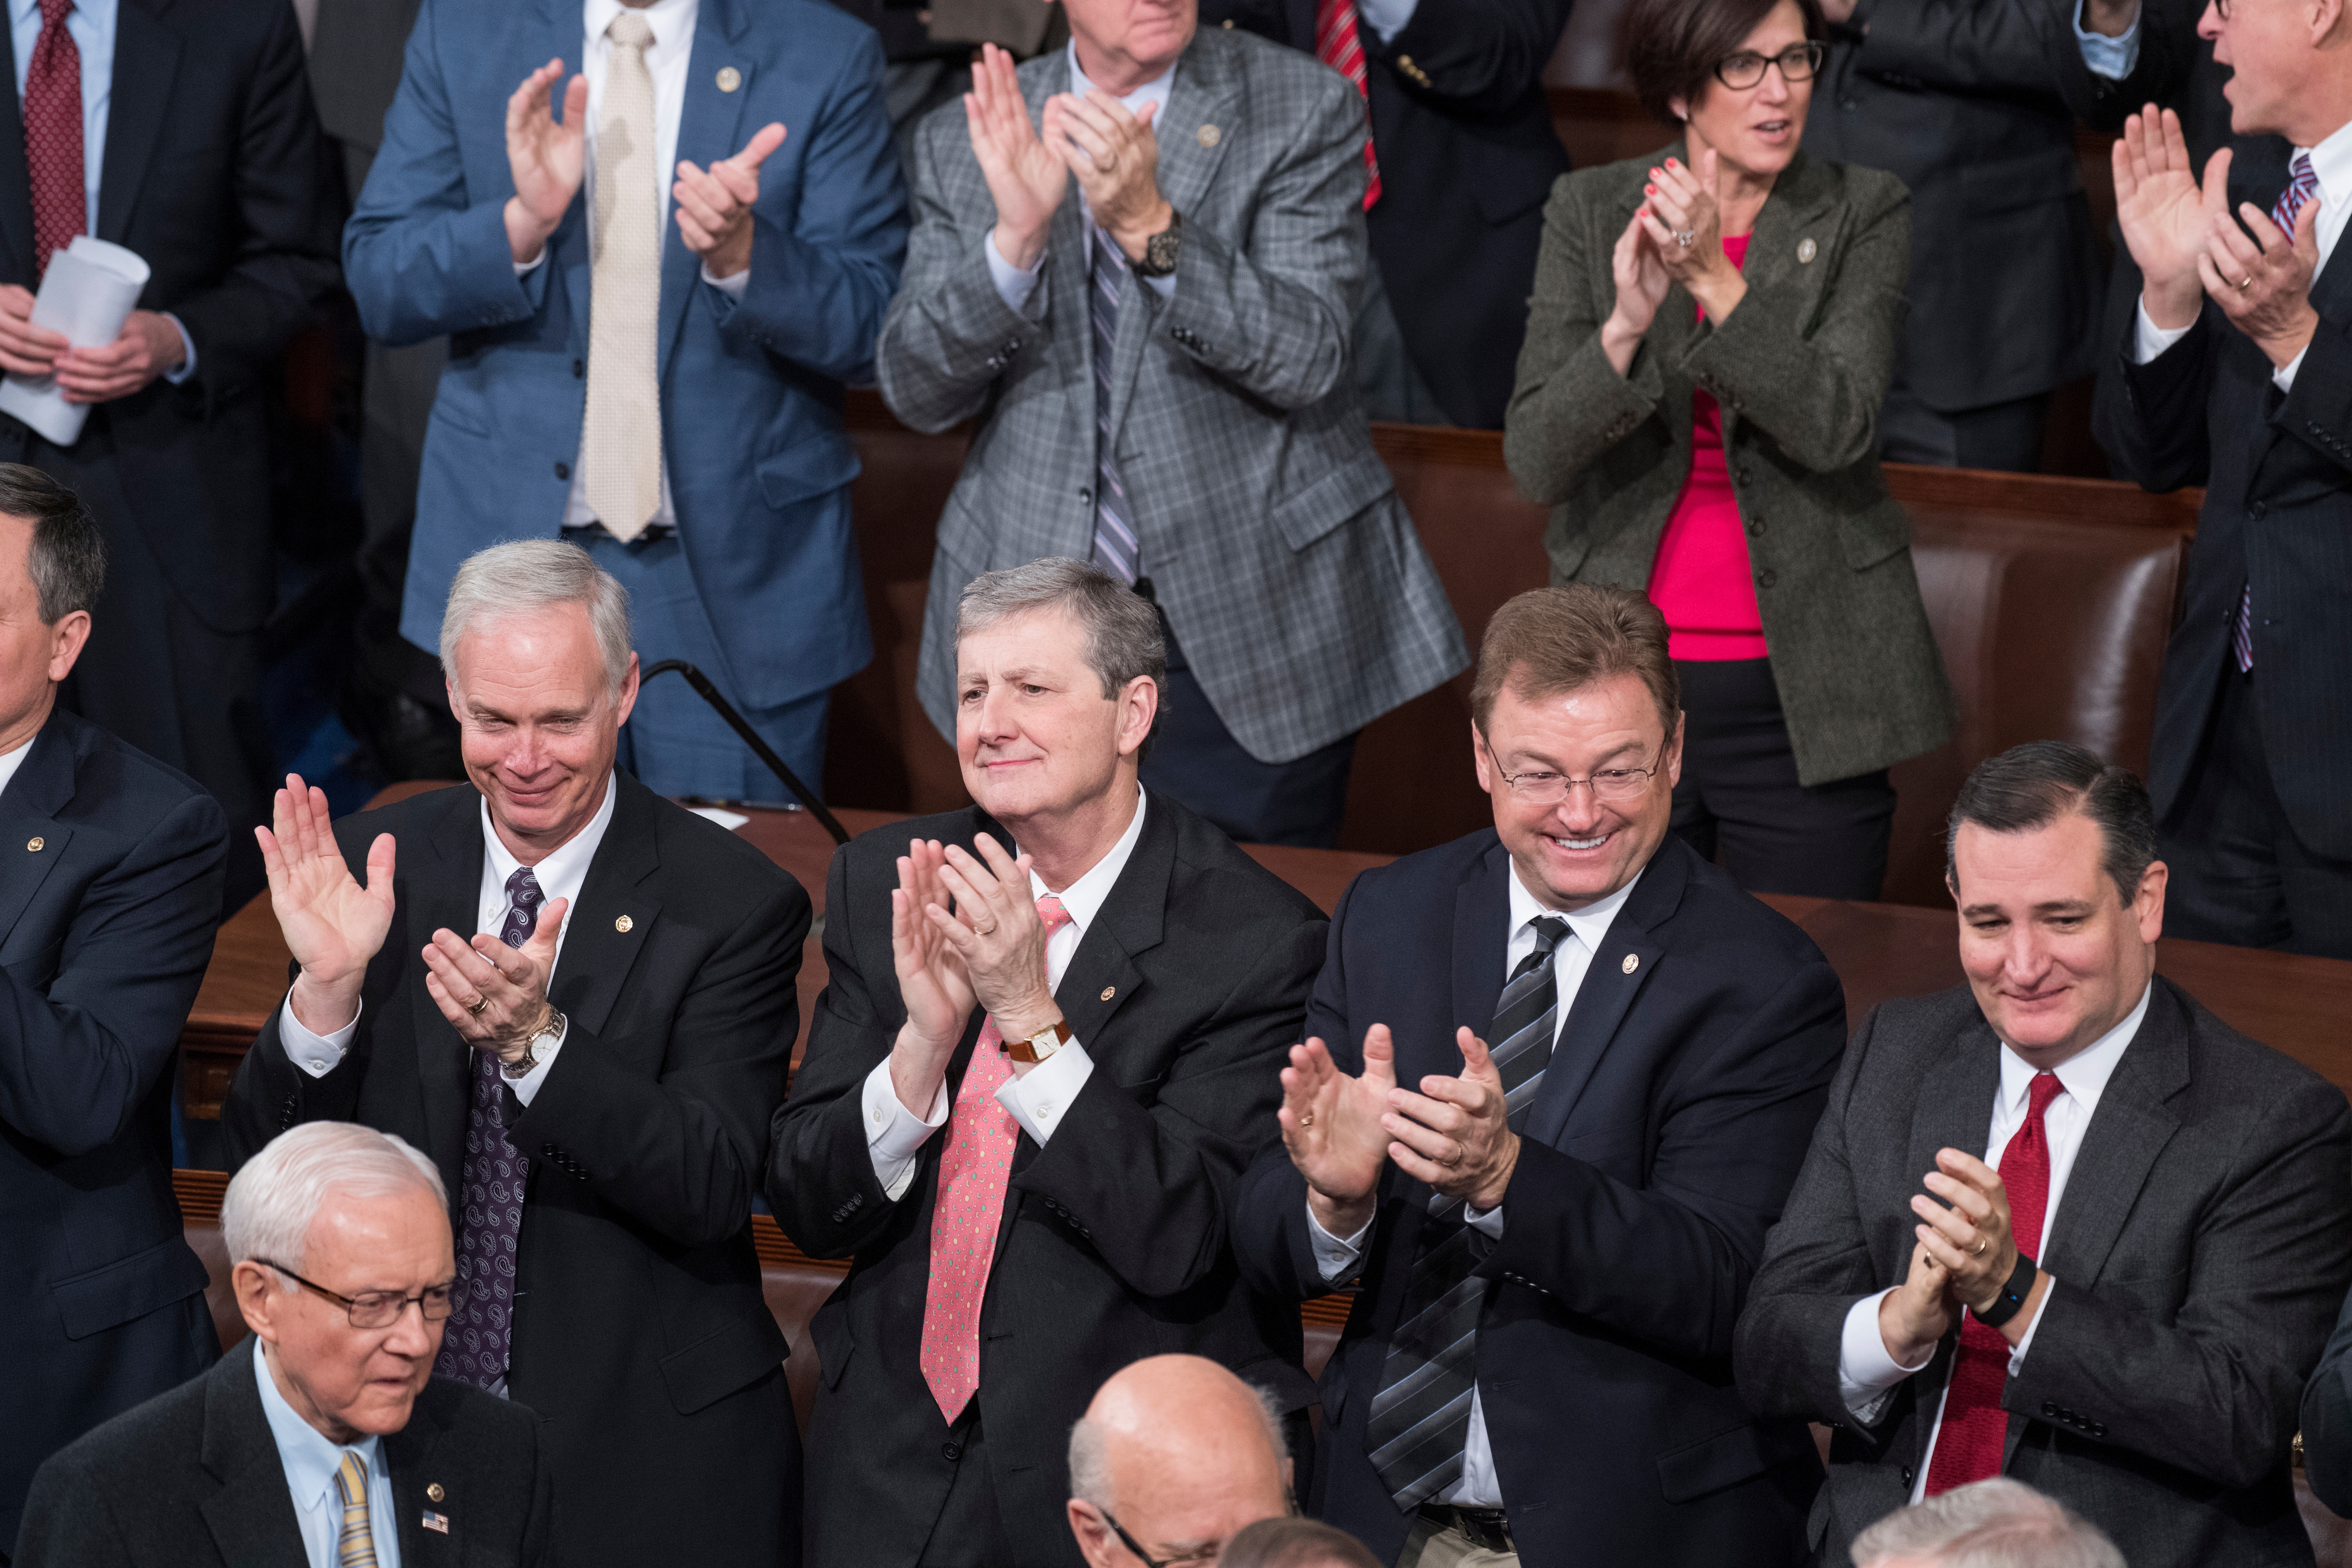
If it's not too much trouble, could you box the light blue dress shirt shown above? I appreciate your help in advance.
[1352,0,1417,44]
[252,1336,404,1568]
[2074,0,2141,80]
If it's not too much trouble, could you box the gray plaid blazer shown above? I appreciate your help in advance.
[877,27,1467,764]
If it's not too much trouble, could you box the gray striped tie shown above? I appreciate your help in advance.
[1088,226,1140,584]
[1365,916,1569,1509]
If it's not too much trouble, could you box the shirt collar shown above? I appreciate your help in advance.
[2296,118,2352,212]
[585,0,698,61]
[1505,860,1643,956]
[1024,787,1148,936]
[251,1336,384,1514]
[1066,39,1177,114]
[480,771,619,903]
[1995,980,2151,1119]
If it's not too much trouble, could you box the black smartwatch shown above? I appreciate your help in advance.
[1131,207,1182,279]
[1975,1251,2039,1329]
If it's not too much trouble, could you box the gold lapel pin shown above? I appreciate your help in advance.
[426,1483,445,1503]
[1797,238,1817,264]
[1198,124,1221,148]
[615,914,634,933]
[1621,953,1640,975]
[716,66,741,92]
[1100,985,1116,1001]
[25,835,41,852]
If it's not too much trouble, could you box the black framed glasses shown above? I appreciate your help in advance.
[258,1260,460,1330]
[1714,40,1826,88]
[1099,1511,1217,1568]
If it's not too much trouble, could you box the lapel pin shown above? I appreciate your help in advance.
[1621,953,1640,975]
[716,66,741,92]
[614,914,634,933]
[1797,237,1817,264]
[1100,985,1116,1001]
[1198,124,1221,148]
[426,1483,445,1502]
[423,1511,450,1534]
[24,835,40,852]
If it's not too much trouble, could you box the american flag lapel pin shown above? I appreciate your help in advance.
[423,1511,451,1534]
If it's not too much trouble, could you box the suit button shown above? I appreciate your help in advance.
[1900,1466,1914,1486]
[2043,1401,2058,1416]
[1079,487,1093,503]
[1843,98,1858,111]
[554,462,571,481]
[1757,569,1778,588]
[1736,468,1752,485]
[1748,517,1766,536]
[572,358,584,378]
[2092,1422,2107,1438]
[2251,502,2267,519]
[984,356,1002,371]
[942,1442,963,1461]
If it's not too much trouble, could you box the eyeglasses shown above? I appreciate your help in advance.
[258,1261,460,1330]
[1492,757,1664,805]
[1714,40,1825,89]
[1099,1511,1219,1568]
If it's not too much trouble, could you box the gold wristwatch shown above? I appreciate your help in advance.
[1003,1017,1073,1064]
[501,1008,567,1080]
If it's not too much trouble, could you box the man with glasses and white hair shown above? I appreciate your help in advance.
[14,1122,554,1568]
[1850,1478,2123,1568]
[220,539,810,1568]
[1065,1354,1295,1568]
[1232,584,1847,1567]
[771,558,1327,1568]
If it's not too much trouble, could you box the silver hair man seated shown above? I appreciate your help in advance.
[1067,1354,1296,1568]
[14,1122,554,1568]
[1853,1478,2124,1568]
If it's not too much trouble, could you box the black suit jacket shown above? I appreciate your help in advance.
[0,707,226,1547]
[14,1339,553,1568]
[769,795,1328,1568]
[1195,0,1571,428]
[1736,979,2352,1568]
[2090,173,2352,860]
[1803,0,2102,414]
[1231,830,1847,1568]
[219,775,810,1568]
[0,0,339,637]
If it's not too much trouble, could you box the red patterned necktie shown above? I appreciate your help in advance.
[1314,0,1382,210]
[917,893,1073,1424]
[1924,1070,2064,1495]
[24,0,82,277]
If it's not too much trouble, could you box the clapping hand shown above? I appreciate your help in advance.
[887,838,979,1112]
[965,43,1067,271]
[1875,1237,1956,1369]
[420,904,567,1065]
[2114,106,2219,331]
[505,59,587,265]
[674,122,787,280]
[1600,209,1672,377]
[1043,90,1168,260]
[1279,1027,1400,1238]
[1911,1147,2047,1343]
[2203,191,2321,369]
[257,774,396,1036]
[1640,151,1746,321]
[1383,1028,1521,1211]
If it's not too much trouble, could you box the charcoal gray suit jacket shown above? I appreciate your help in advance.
[1735,976,2352,1568]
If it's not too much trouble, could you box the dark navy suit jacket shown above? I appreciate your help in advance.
[1232,829,1846,1567]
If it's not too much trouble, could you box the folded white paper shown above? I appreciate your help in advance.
[0,237,152,446]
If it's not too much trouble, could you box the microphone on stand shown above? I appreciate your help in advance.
[639,660,851,847]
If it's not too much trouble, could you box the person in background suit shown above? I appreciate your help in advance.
[1736,742,2352,1567]
[220,540,810,1568]
[2302,1273,2352,1520]
[1233,584,1847,1568]
[1065,1355,1296,1568]
[1848,1478,2123,1568]
[346,0,906,803]
[770,560,1328,1568]
[0,0,339,908]
[0,466,226,1558]
[2089,2,2352,956]
[877,0,1467,848]
[1195,0,1572,427]
[15,1122,554,1568]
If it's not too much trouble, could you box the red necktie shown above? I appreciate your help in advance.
[916,893,1073,1424]
[1313,0,1382,210]
[1924,1070,2064,1495]
[24,0,83,277]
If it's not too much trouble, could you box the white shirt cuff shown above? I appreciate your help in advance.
[279,992,359,1078]
[863,1055,949,1201]
[502,1019,565,1106]
[701,262,751,299]
[1307,1200,1375,1285]
[2133,299,2195,364]
[2274,344,2310,392]
[514,249,547,277]
[2073,0,2141,78]
[1838,1288,1934,1422]
[161,313,196,385]
[2007,1272,2054,1373]
[985,230,1045,316]
[994,1037,1094,1145]
[1464,1202,1504,1238]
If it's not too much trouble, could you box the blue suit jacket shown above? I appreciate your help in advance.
[345,0,907,709]
[1232,830,1845,1567]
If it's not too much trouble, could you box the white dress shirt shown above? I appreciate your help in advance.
[253,1337,402,1568]
[984,42,1179,316]
[862,789,1151,1199]
[1306,861,1643,1508]
[278,773,619,1106]
[0,731,36,800]
[2133,117,2352,392]
[1835,981,2152,1504]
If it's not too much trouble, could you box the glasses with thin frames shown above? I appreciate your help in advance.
[1714,40,1826,89]
[1493,756,1664,806]
[1099,1511,1217,1568]
[258,1260,460,1330]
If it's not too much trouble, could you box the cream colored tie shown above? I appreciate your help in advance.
[581,10,663,542]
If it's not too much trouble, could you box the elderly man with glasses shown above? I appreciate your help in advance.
[14,1122,554,1568]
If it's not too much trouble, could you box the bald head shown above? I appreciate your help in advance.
[1067,1355,1292,1568]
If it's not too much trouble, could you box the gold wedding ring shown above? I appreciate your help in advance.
[1972,1239,1987,1257]
[1299,1112,1314,1128]
[1445,1143,1466,1168]
[467,995,490,1017]
[2237,274,2254,291]
[974,921,998,936]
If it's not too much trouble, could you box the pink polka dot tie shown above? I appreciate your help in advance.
[24,0,83,278]
[917,893,1071,1424]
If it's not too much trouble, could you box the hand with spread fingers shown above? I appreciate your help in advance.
[1382,1027,1520,1211]
[964,41,1067,272]
[420,899,568,1065]
[2202,194,2322,369]
[1911,1147,2042,1338]
[1043,89,1169,261]
[929,833,1060,1063]
[1638,150,1747,322]
[504,58,588,265]
[1876,1236,1957,1369]
[257,772,397,1038]
[673,121,788,280]
[2113,106,2222,332]
[887,837,980,1111]
[1279,1026,1400,1239]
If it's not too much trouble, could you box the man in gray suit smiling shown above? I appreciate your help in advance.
[1735,740,2352,1568]
[876,0,1465,848]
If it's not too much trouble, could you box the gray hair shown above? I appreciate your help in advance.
[1067,1381,1289,1512]
[0,462,104,622]
[440,539,633,697]
[955,558,1166,704]
[1852,1479,2124,1568]
[222,1123,447,1292]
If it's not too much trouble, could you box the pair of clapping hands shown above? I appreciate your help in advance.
[2116,105,2323,371]
[1879,1150,2043,1364]
[1600,150,1751,375]
[963,42,1173,272]
[887,834,1065,1113]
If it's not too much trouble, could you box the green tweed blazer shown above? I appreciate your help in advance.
[1503,146,1955,787]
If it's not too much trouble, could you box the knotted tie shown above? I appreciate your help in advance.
[1924,1070,2064,1495]
[24,0,82,277]
[918,893,1073,1423]
[435,867,544,1389]
[1365,916,1571,1509]
[580,11,664,541]
[333,1451,378,1568]
[2238,153,2320,672]
[1087,229,1141,584]
[1314,0,1381,209]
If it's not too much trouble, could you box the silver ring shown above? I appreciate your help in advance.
[1674,229,1696,248]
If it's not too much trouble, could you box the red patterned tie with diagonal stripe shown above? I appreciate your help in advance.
[1924,1071,2063,1495]
[24,0,83,278]
[1314,0,1382,210]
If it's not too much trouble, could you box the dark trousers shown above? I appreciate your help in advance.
[1137,604,1357,848]
[1879,381,2052,473]
[1670,658,1896,900]
[2161,663,2352,958]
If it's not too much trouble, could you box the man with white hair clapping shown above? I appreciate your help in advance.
[15,1122,555,1568]
[220,539,812,1568]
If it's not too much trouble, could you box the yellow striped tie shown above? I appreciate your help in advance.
[333,1450,378,1568]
